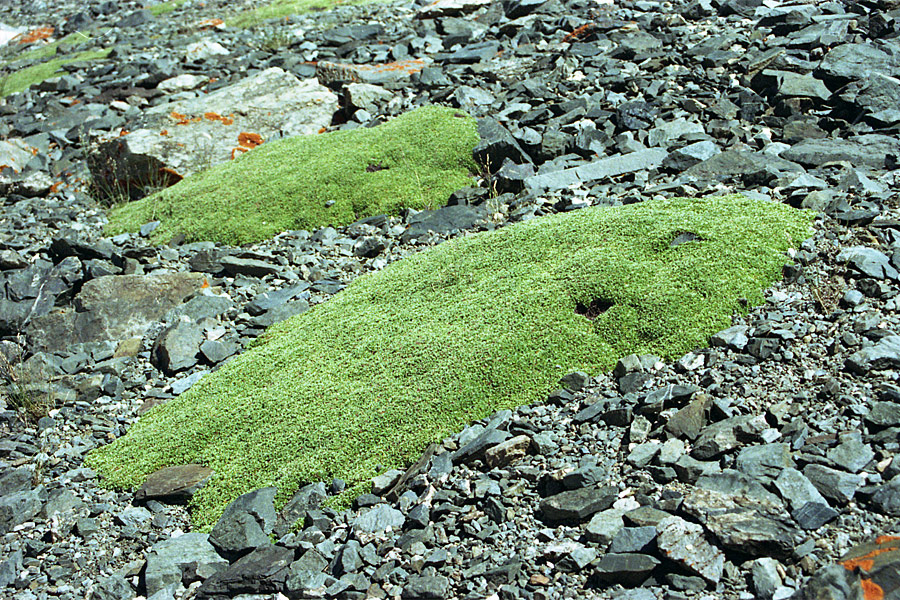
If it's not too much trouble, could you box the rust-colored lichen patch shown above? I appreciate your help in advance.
[875,536,900,545]
[861,579,885,600]
[204,112,234,125]
[562,22,597,44]
[49,181,62,194]
[169,111,200,126]
[0,165,12,174]
[316,59,427,85]
[197,18,224,30]
[160,130,168,136]
[842,548,896,572]
[237,132,263,148]
[13,26,54,44]
[159,167,183,185]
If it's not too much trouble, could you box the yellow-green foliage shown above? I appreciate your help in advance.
[105,106,479,245]
[149,0,188,16]
[227,0,378,28]
[1,48,110,97]
[85,194,813,530]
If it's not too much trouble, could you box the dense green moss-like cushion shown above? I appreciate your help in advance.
[86,194,813,529]
[105,106,479,245]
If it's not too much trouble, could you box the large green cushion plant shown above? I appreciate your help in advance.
[105,106,479,245]
[86,194,813,529]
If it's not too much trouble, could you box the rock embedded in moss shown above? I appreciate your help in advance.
[105,105,479,246]
[86,194,813,530]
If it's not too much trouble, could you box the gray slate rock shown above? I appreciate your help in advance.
[709,324,749,351]
[803,464,861,505]
[818,43,898,80]
[134,464,213,504]
[837,246,899,280]
[473,117,531,167]
[353,504,405,533]
[0,488,43,534]
[591,553,660,587]
[870,476,900,516]
[774,467,828,512]
[783,135,900,169]
[209,487,278,560]
[144,533,229,597]
[90,573,134,600]
[539,485,618,524]
[245,283,310,316]
[526,148,667,191]
[27,272,206,353]
[402,205,486,243]
[827,438,874,474]
[402,574,451,599]
[196,543,293,598]
[274,482,327,537]
[151,319,204,375]
[250,298,309,328]
[846,336,900,374]
[656,515,724,583]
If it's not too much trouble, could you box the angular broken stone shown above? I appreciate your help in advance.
[846,336,900,375]
[89,68,338,199]
[484,434,531,468]
[27,272,206,353]
[837,247,899,281]
[539,486,618,524]
[134,464,212,504]
[656,515,724,583]
[591,553,660,587]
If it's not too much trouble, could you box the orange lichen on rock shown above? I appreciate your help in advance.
[562,22,597,44]
[159,167,183,184]
[237,132,263,149]
[841,547,899,572]
[204,112,234,125]
[861,579,885,600]
[875,536,900,545]
[13,26,54,44]
[0,165,12,174]
[367,59,426,74]
[170,111,199,126]
[160,130,168,136]
[197,18,224,30]
[119,130,129,137]
[230,147,248,160]
[49,181,62,194]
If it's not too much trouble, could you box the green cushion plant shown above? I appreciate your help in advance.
[105,106,479,245]
[86,194,813,530]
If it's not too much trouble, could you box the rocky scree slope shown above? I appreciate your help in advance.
[0,0,898,599]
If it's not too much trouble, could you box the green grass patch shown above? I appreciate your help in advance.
[1,48,110,97]
[226,0,369,27]
[0,31,100,66]
[227,0,380,28]
[105,106,479,246]
[148,0,188,15]
[85,194,813,530]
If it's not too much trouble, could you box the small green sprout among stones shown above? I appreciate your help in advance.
[86,194,813,530]
[104,106,479,246]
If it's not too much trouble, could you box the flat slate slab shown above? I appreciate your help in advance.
[89,67,338,198]
[27,272,206,353]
